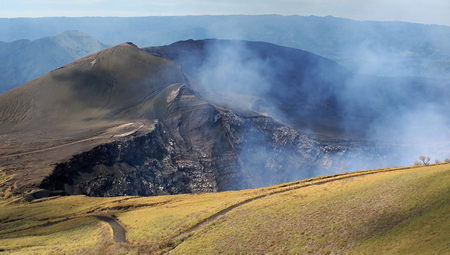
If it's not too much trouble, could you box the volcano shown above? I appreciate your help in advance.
[1,40,445,200]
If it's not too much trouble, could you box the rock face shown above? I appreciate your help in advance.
[38,85,331,197]
[40,122,220,196]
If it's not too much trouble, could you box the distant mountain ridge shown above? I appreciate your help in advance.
[0,15,449,77]
[0,30,109,93]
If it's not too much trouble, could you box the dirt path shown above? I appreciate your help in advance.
[95,216,127,243]
[162,166,420,254]
[0,215,127,244]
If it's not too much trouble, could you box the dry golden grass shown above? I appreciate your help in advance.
[0,164,448,254]
[0,217,102,255]
[170,164,450,255]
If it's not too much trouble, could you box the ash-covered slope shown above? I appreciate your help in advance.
[0,31,109,93]
[0,42,185,131]
[0,42,344,200]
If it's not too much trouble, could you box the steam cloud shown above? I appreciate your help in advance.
[175,36,450,187]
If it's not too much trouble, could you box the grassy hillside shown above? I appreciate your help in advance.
[0,164,448,254]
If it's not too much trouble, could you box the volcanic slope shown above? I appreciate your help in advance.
[0,164,448,254]
[0,42,347,199]
[0,42,182,198]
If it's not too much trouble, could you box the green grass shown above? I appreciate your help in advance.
[0,164,448,254]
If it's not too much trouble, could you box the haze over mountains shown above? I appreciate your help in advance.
[0,31,108,93]
[1,15,448,94]
[1,15,449,78]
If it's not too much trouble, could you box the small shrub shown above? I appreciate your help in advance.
[445,158,450,163]
[418,156,431,166]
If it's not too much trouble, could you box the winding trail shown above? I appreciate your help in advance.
[0,215,128,243]
[95,216,127,243]
[0,215,127,253]
[162,165,422,254]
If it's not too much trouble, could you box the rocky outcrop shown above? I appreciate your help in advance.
[40,122,222,196]
[39,104,352,197]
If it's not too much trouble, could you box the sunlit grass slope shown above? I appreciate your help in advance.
[0,164,449,254]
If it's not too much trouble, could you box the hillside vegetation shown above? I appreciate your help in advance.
[0,164,448,254]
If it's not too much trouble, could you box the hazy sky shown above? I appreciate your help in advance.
[0,0,449,26]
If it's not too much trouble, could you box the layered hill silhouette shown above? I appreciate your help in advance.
[0,30,108,93]
[1,15,449,78]
[0,40,449,200]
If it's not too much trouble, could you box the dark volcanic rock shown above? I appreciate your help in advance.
[40,122,215,196]
[38,85,248,196]
[38,91,343,196]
